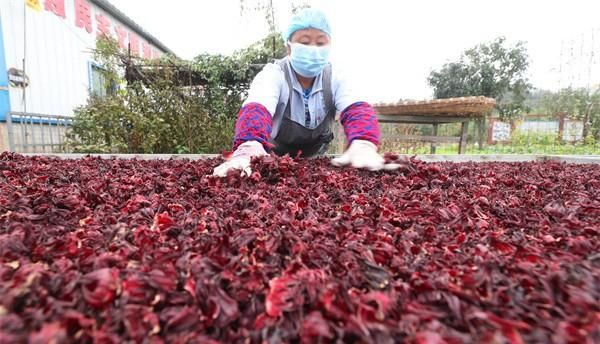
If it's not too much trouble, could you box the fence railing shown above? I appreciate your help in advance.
[5,112,596,155]
[328,118,600,155]
[6,112,73,153]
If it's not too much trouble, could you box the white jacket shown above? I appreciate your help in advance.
[243,57,361,136]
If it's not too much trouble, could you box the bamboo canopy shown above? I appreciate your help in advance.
[374,96,496,118]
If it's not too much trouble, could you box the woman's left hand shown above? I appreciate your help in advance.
[331,140,400,171]
[212,141,267,177]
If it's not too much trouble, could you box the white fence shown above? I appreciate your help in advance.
[490,118,585,143]
[3,112,72,153]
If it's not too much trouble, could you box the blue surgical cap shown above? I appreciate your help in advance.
[283,8,332,42]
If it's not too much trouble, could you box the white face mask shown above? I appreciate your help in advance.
[288,42,331,78]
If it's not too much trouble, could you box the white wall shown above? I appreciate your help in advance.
[1,0,166,117]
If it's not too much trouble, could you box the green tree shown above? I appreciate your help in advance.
[542,86,600,139]
[235,32,286,69]
[67,34,285,154]
[428,37,531,121]
[525,88,556,114]
[540,87,579,117]
[577,87,600,139]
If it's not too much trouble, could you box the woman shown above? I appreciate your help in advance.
[213,8,396,177]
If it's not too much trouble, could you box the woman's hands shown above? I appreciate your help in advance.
[331,140,400,171]
[212,141,267,177]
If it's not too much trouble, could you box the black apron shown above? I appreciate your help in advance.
[269,59,336,158]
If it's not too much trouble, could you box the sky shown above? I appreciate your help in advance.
[109,0,600,103]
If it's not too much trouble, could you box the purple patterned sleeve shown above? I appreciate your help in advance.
[339,102,381,146]
[233,103,274,151]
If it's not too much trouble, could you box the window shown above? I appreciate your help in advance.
[89,63,116,97]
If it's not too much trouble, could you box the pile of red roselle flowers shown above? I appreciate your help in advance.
[0,152,598,343]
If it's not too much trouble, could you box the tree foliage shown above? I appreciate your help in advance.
[67,34,286,154]
[541,86,600,139]
[428,37,531,121]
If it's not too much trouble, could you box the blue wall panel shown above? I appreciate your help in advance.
[0,13,11,121]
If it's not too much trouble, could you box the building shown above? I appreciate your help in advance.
[0,0,173,152]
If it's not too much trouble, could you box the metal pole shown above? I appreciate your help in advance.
[59,117,67,149]
[21,2,27,152]
[49,117,55,152]
[18,114,24,152]
[23,1,27,120]
[40,116,46,153]
[59,118,65,148]
[6,112,14,151]
[28,113,34,153]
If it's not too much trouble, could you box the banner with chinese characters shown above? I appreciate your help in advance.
[30,0,163,59]
[26,0,43,11]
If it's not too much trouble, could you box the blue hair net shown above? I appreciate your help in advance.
[283,8,331,42]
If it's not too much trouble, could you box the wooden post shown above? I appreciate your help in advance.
[557,112,566,143]
[430,123,438,154]
[477,116,486,150]
[487,118,495,145]
[459,120,469,154]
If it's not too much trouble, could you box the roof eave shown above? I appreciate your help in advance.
[89,0,175,56]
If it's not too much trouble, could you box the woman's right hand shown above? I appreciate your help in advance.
[212,141,268,177]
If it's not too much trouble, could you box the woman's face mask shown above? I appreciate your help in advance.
[288,42,331,78]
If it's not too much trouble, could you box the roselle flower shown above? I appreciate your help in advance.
[0,152,597,343]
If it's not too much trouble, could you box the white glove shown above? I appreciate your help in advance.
[212,141,267,177]
[331,140,400,171]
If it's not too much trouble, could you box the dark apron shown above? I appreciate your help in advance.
[270,59,336,158]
